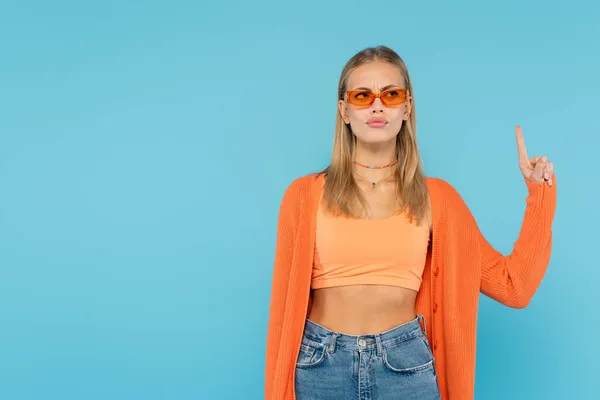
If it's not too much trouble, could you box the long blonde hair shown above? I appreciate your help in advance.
[320,45,429,225]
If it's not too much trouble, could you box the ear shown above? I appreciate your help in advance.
[338,99,350,124]
[403,91,413,121]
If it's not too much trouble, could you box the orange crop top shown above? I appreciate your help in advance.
[312,197,431,291]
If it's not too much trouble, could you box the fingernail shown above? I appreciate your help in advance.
[544,173,549,179]
[542,156,547,162]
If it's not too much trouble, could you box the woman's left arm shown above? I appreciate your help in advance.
[479,126,557,308]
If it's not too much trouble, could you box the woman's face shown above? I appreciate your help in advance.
[339,61,412,145]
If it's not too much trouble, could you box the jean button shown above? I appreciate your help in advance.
[358,338,366,347]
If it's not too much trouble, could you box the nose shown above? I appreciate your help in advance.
[371,97,384,113]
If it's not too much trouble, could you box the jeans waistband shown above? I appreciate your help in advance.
[302,314,427,353]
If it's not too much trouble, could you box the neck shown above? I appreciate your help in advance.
[353,138,398,181]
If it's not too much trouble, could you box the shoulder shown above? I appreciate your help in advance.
[282,172,322,196]
[425,175,472,214]
[425,176,461,198]
[286,173,322,191]
[278,172,323,209]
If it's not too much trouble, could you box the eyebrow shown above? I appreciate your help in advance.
[351,84,405,91]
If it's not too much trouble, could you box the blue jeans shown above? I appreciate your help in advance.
[295,315,441,400]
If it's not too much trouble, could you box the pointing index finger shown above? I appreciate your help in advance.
[516,125,529,164]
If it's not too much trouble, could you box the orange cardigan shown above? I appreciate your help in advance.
[265,173,556,400]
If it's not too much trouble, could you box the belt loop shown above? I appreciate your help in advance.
[375,334,383,357]
[418,314,427,334]
[328,333,337,353]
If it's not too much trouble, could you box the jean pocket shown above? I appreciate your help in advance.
[382,334,434,374]
[296,339,327,369]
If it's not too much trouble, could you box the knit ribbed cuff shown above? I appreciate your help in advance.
[524,175,556,197]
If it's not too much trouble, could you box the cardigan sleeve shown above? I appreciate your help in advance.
[478,176,557,308]
[264,180,300,399]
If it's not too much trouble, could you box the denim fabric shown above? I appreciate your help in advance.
[295,315,441,400]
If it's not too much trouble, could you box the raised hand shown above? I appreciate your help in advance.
[516,126,554,186]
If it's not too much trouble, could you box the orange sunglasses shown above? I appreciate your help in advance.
[345,88,410,108]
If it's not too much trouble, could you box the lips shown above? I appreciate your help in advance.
[367,118,387,127]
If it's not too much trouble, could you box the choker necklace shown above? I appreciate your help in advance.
[353,170,395,189]
[353,159,398,169]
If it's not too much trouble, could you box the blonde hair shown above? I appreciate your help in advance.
[320,45,429,225]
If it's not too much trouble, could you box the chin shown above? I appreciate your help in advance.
[355,130,398,144]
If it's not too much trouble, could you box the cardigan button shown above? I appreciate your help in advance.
[433,303,438,313]
[433,267,439,277]
[433,340,438,350]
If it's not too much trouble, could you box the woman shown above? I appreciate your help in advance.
[264,46,556,400]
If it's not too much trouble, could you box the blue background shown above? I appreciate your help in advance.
[1,0,597,399]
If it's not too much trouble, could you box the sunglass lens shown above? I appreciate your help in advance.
[381,89,406,106]
[349,91,374,106]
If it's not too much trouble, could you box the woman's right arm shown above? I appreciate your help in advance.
[264,180,300,399]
